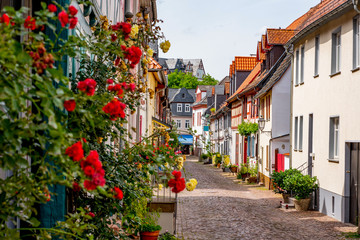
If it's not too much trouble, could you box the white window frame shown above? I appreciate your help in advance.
[176,119,181,129]
[185,104,190,112]
[185,120,190,129]
[354,16,360,69]
[331,28,341,74]
[177,104,182,112]
[299,116,303,151]
[329,117,339,159]
[314,35,320,76]
[300,45,305,83]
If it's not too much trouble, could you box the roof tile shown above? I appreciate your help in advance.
[148,57,162,70]
[234,56,258,71]
[266,28,297,45]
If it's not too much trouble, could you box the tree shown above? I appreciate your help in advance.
[199,73,218,85]
[168,70,198,89]
[168,70,218,89]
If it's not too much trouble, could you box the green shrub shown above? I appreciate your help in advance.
[159,232,178,240]
[248,164,258,177]
[201,153,208,160]
[240,163,248,174]
[271,168,302,194]
[238,122,258,136]
[140,212,162,233]
[283,174,318,200]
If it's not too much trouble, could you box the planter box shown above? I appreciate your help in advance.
[293,198,311,211]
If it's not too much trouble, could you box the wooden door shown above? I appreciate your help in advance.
[235,134,239,165]
[350,143,360,225]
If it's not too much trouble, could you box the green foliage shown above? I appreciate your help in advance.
[271,169,302,194]
[199,73,218,85]
[140,212,161,232]
[168,70,217,89]
[248,163,258,177]
[201,153,208,160]
[159,232,179,240]
[240,163,249,174]
[283,173,318,200]
[238,122,258,136]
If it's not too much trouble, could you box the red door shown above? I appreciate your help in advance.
[243,138,247,163]
[275,153,285,172]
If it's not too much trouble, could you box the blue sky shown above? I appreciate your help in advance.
[157,0,320,81]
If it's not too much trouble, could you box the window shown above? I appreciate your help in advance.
[315,35,320,76]
[185,104,190,112]
[299,116,303,151]
[266,95,271,120]
[295,50,299,85]
[329,117,339,159]
[197,112,201,126]
[354,16,360,69]
[331,28,341,74]
[185,120,190,129]
[300,46,305,83]
[182,93,185,98]
[294,117,298,150]
[177,104,182,112]
[176,120,181,129]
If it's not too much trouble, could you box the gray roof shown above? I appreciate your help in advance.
[188,89,196,100]
[168,88,179,101]
[158,58,205,77]
[218,76,230,85]
[255,53,291,99]
[192,96,207,106]
[169,88,195,103]
[183,59,203,76]
[197,85,213,92]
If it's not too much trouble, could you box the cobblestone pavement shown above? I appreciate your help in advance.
[176,156,357,240]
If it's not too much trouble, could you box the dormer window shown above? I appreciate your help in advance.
[182,93,185,98]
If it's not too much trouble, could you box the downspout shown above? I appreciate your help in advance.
[353,0,360,13]
[285,44,294,168]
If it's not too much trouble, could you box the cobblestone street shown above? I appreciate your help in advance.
[176,156,357,240]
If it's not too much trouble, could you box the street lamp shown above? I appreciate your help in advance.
[258,116,265,131]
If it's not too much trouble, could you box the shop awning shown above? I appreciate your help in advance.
[152,117,172,130]
[179,135,193,145]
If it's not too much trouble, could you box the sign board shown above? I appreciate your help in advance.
[203,126,209,131]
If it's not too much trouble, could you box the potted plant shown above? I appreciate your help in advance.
[214,153,222,168]
[240,163,249,180]
[283,173,318,211]
[159,231,178,240]
[271,169,302,203]
[229,164,238,173]
[200,153,208,162]
[247,164,258,183]
[140,212,162,240]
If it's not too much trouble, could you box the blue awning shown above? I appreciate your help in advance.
[178,135,193,145]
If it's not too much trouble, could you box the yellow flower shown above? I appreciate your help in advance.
[160,40,171,53]
[186,182,196,191]
[176,157,184,163]
[164,162,169,168]
[147,48,154,57]
[190,178,198,186]
[177,162,183,170]
[130,24,139,38]
[158,184,163,191]
[137,163,142,169]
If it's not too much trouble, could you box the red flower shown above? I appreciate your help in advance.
[65,141,84,161]
[84,166,95,176]
[168,170,185,193]
[77,78,97,96]
[24,16,36,30]
[0,14,10,25]
[107,79,114,84]
[114,57,121,66]
[64,99,76,112]
[111,34,117,42]
[172,170,182,179]
[68,5,78,16]
[58,10,69,27]
[113,187,123,200]
[48,4,57,13]
[87,212,95,218]
[129,83,136,92]
[69,17,77,29]
[123,46,142,67]
[45,193,51,202]
[92,173,105,186]
[84,179,97,190]
[73,182,81,192]
[102,98,126,121]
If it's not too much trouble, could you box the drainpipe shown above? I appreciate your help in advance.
[285,44,294,168]
[353,0,360,13]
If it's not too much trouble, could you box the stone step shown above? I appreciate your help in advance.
[281,203,295,209]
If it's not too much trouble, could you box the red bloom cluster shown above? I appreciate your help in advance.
[81,151,106,190]
[48,4,57,13]
[87,212,95,218]
[73,182,81,192]
[113,187,123,200]
[0,13,10,25]
[102,98,126,121]
[58,5,78,29]
[29,44,54,74]
[111,22,132,39]
[77,78,97,96]
[64,99,76,112]
[65,141,84,161]
[24,16,36,30]
[121,45,142,68]
[107,84,124,97]
[168,170,186,193]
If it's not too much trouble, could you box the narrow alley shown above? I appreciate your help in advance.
[177,157,357,240]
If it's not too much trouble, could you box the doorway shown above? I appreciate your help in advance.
[350,142,360,225]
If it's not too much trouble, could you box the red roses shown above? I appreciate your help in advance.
[64,99,76,112]
[58,5,78,29]
[29,44,54,74]
[168,170,186,193]
[24,16,36,30]
[0,13,10,25]
[122,45,142,68]
[81,151,106,190]
[102,98,126,121]
[77,78,97,96]
[48,4,57,13]
[111,22,132,39]
[113,187,123,200]
[65,141,84,161]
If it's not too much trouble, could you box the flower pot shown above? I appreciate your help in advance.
[248,176,257,183]
[230,167,238,173]
[241,173,250,180]
[223,167,231,172]
[140,230,160,240]
[293,198,311,211]
[282,193,291,203]
[217,163,220,168]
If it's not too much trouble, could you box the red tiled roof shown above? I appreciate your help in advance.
[266,28,297,45]
[232,61,235,75]
[229,63,233,77]
[225,81,230,95]
[257,41,266,61]
[148,57,162,70]
[234,56,258,71]
[261,34,270,51]
[227,62,261,103]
